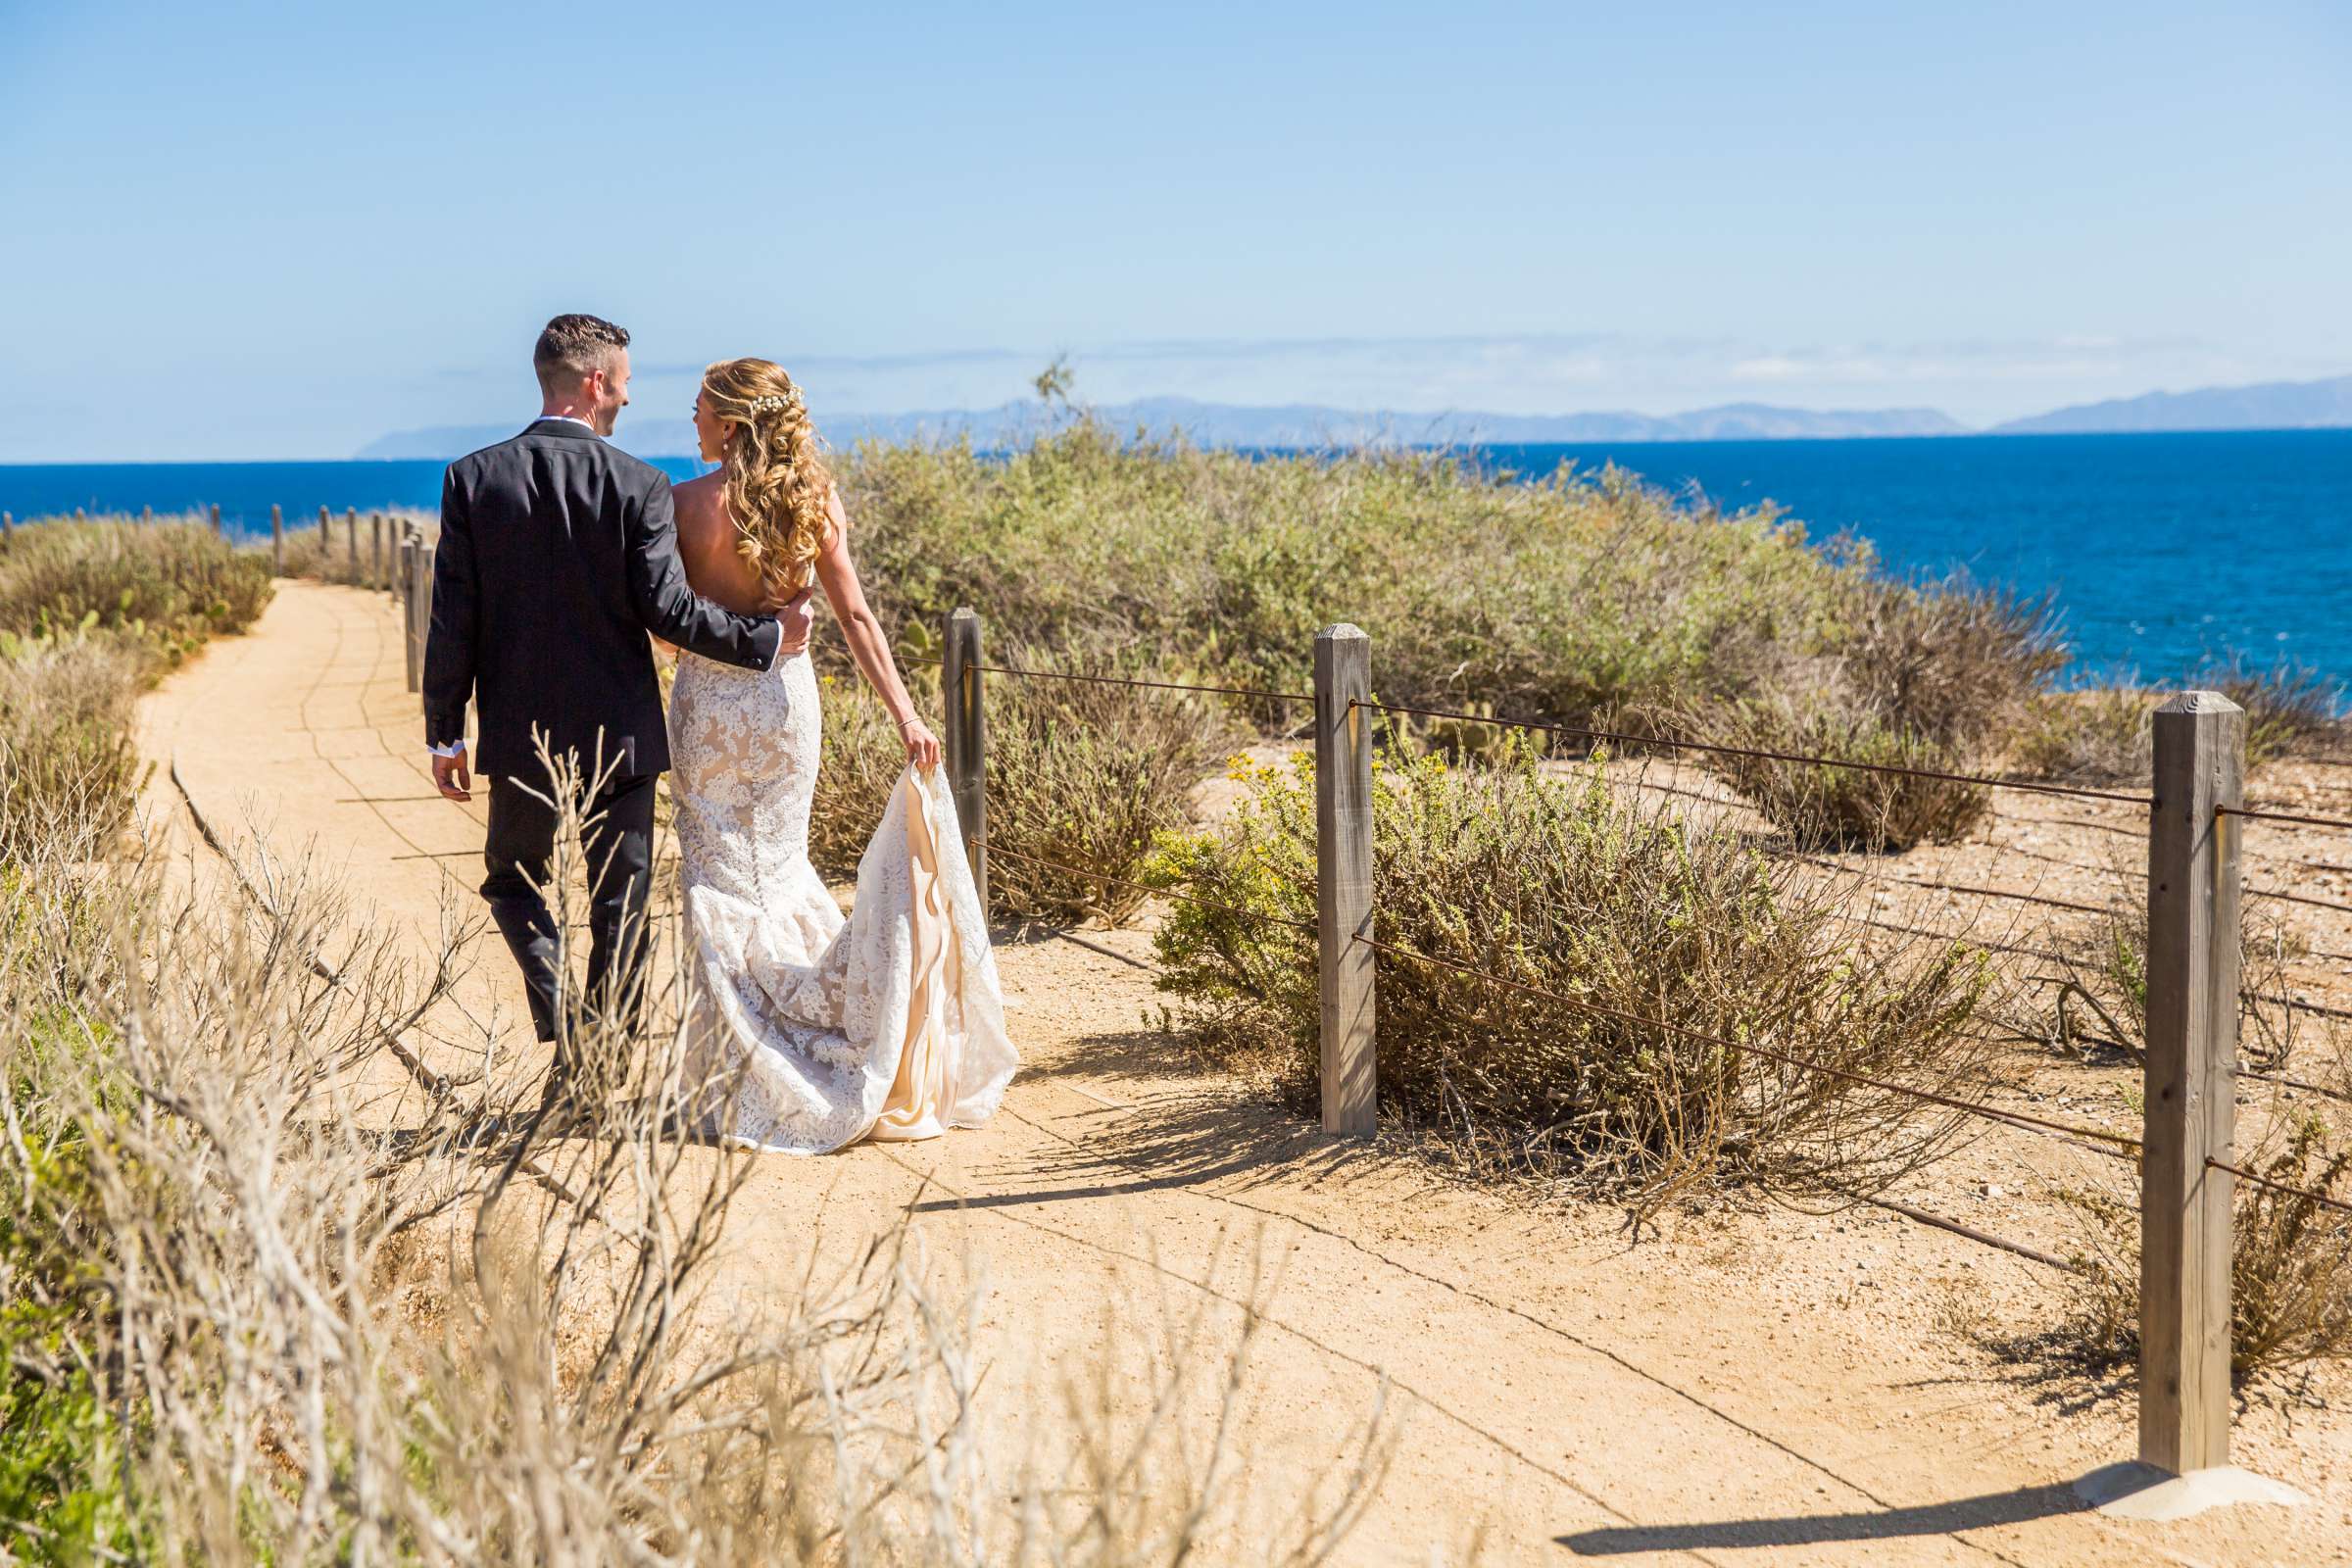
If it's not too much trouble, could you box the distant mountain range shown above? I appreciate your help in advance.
[357,372,2352,460]
[1986,372,2352,435]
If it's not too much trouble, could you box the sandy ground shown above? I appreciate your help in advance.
[137,581,2352,1568]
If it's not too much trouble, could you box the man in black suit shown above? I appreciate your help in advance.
[422,314,810,1097]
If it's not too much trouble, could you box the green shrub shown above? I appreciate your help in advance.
[1147,738,1998,1202]
[2192,655,2346,769]
[2039,898,2322,1071]
[835,423,2057,736]
[1677,571,2058,850]
[811,640,1240,923]
[834,423,2073,857]
[1826,572,2064,747]
[2009,687,2153,784]
[0,518,285,866]
[1691,701,1992,852]
[808,666,909,881]
[0,519,272,662]
[2008,663,2339,787]
[0,881,146,1563]
[2052,1115,2352,1382]
[0,637,148,863]
[0,1134,139,1565]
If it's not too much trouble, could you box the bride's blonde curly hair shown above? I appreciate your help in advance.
[702,358,835,597]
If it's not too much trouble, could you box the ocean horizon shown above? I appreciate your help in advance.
[4,427,2346,693]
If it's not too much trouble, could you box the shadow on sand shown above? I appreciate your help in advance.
[1556,1479,2092,1554]
[911,1019,1374,1212]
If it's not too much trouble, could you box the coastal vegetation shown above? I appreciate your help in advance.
[0,520,272,861]
[836,423,2050,748]
[2043,1115,2352,1383]
[0,514,1391,1563]
[833,420,2338,851]
[1147,739,1998,1206]
[2009,657,2345,785]
[0,431,2340,1547]
[808,423,2348,1353]
[0,515,272,661]
[811,633,1243,921]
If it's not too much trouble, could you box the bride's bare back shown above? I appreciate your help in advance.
[672,471,776,616]
[668,442,939,770]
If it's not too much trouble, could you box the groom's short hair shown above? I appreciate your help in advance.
[534,314,630,392]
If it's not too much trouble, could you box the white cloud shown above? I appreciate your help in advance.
[1728,357,1812,382]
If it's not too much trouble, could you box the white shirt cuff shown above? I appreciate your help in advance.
[428,740,466,759]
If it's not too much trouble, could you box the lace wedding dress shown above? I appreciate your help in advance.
[669,648,1016,1153]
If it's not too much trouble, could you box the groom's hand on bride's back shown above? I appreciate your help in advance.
[761,584,816,654]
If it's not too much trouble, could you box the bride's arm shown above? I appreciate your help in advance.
[813,488,942,769]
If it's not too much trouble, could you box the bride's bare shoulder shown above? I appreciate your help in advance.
[671,471,725,536]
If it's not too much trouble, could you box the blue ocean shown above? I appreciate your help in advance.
[3,429,2346,689]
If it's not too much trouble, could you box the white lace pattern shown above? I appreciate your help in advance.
[670,650,1016,1153]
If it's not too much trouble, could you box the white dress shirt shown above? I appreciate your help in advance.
[428,415,602,759]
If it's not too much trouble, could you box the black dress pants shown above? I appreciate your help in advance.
[481,769,658,1049]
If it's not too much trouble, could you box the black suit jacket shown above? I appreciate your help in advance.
[422,419,780,780]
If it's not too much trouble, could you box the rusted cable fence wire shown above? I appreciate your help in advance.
[2207,1157,2352,1219]
[983,842,2122,1270]
[955,651,2343,1137]
[973,662,1315,708]
[1838,1191,2086,1274]
[1786,854,2117,919]
[2251,884,2352,915]
[2221,805,2352,833]
[959,654,2352,1097]
[959,662,2159,918]
[1347,697,2155,807]
[914,655,2164,808]
[2231,1066,2352,1107]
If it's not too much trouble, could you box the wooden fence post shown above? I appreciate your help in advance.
[270,504,284,574]
[345,508,359,578]
[209,503,221,536]
[414,538,428,691]
[2140,690,2244,1475]
[370,514,383,589]
[1,512,11,541]
[402,530,423,693]
[943,608,988,908]
[1314,623,1377,1137]
[141,506,153,523]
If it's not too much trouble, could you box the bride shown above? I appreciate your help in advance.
[666,357,1016,1153]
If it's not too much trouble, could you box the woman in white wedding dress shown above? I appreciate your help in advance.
[666,357,1016,1153]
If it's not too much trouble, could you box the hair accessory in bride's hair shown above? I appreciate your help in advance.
[748,389,804,417]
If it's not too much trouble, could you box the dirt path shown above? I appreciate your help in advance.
[140,582,2352,1567]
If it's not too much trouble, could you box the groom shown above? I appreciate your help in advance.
[422,313,813,1101]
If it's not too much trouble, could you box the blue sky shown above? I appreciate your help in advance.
[2,0,2347,460]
